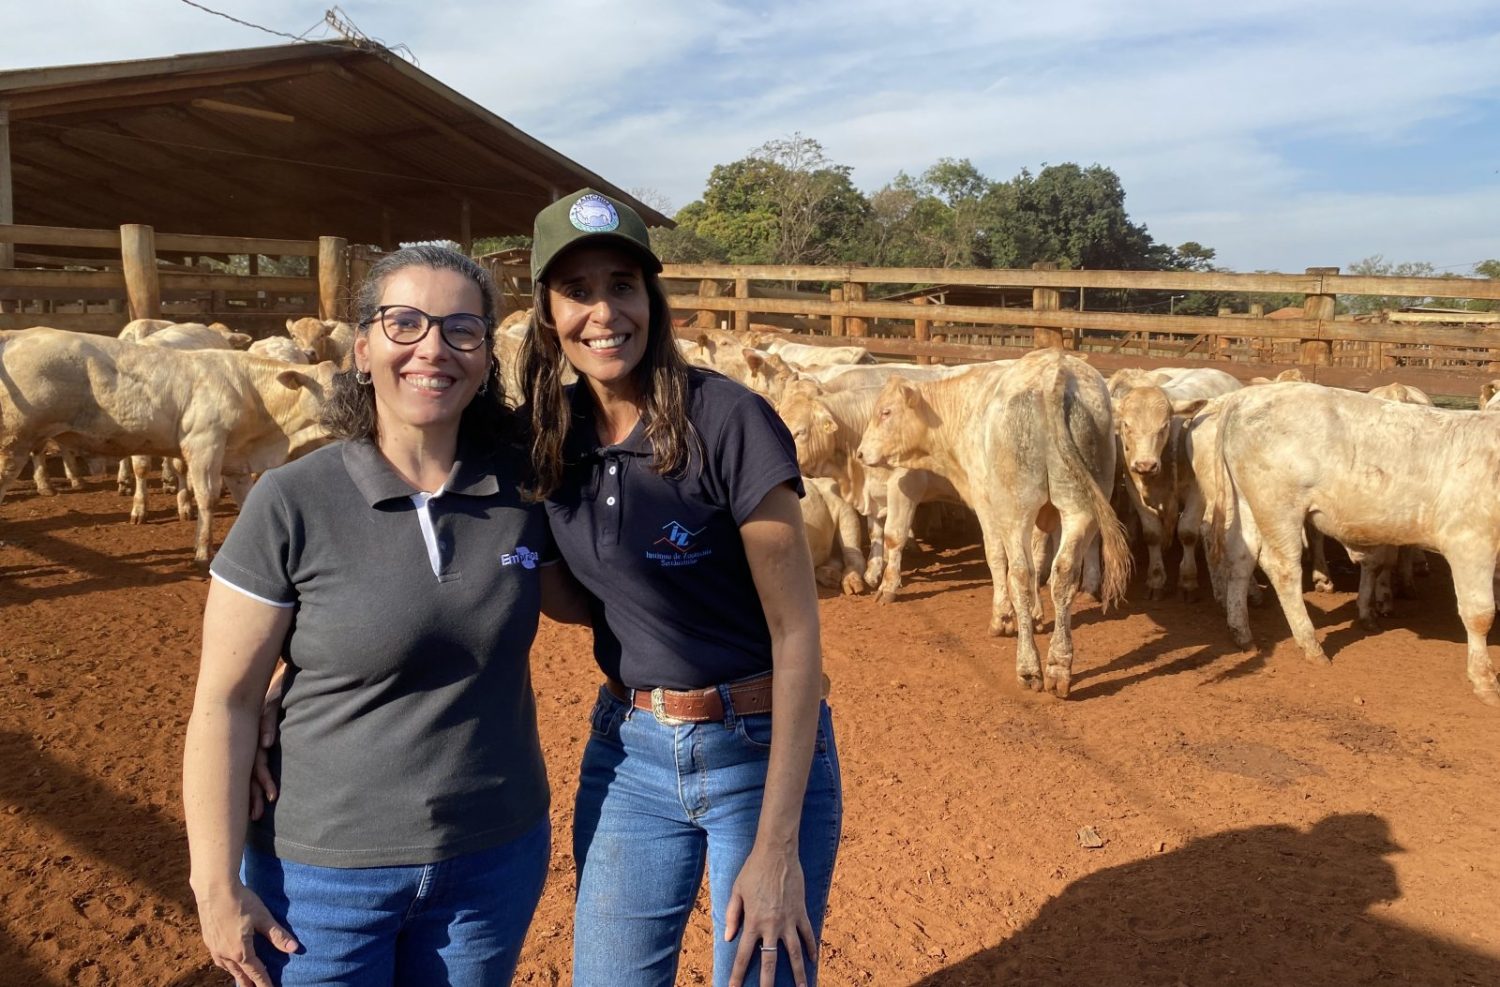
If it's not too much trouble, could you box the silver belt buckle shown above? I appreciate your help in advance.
[650,687,674,725]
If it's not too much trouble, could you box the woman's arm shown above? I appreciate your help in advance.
[183,580,300,986]
[540,560,594,625]
[725,481,824,987]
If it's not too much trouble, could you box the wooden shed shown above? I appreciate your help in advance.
[0,40,671,256]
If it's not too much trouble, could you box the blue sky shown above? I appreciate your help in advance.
[8,0,1500,273]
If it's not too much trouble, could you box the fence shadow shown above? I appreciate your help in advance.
[906,813,1500,987]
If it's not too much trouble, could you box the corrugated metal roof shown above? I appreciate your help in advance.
[0,41,672,247]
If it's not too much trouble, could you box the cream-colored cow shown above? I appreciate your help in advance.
[286,317,356,369]
[801,476,867,595]
[856,350,1130,696]
[1207,382,1500,705]
[0,328,336,562]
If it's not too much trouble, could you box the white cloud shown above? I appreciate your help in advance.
[4,0,1498,269]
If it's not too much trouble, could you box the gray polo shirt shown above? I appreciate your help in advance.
[210,438,551,868]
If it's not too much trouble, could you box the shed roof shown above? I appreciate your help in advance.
[0,41,671,247]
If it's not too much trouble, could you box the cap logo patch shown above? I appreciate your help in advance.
[569,194,620,233]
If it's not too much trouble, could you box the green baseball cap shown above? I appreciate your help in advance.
[530,188,662,284]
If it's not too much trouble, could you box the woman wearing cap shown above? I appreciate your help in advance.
[518,190,842,987]
[185,245,581,986]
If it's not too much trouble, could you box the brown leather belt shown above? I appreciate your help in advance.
[604,673,829,724]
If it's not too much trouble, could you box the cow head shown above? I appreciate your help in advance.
[776,392,840,473]
[274,360,339,457]
[286,317,338,363]
[856,378,927,469]
[742,348,795,404]
[1115,385,1172,476]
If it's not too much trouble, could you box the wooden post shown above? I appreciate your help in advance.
[348,244,375,306]
[829,287,844,337]
[846,282,868,338]
[1031,261,1063,349]
[1248,303,1264,318]
[1299,266,1338,366]
[318,236,349,322]
[733,277,750,335]
[696,279,720,329]
[0,106,15,313]
[912,295,931,365]
[459,198,473,256]
[120,224,161,321]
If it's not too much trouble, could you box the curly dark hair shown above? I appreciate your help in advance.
[320,244,516,444]
[516,269,697,501]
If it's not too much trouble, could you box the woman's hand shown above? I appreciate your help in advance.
[192,880,299,987]
[248,663,285,821]
[724,842,816,987]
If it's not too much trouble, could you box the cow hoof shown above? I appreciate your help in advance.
[116,484,132,497]
[68,480,85,491]
[1232,631,1254,651]
[874,589,897,605]
[1017,672,1043,692]
[1304,649,1332,666]
[1146,585,1165,601]
[992,616,1017,637]
[1181,586,1200,604]
[863,563,885,586]
[1313,577,1335,593]
[842,573,868,596]
[1359,616,1381,632]
[35,486,56,497]
[1475,689,1500,708]
[1046,670,1072,698]
[128,513,144,525]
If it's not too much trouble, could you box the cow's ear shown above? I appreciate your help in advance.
[276,368,312,390]
[817,409,838,434]
[743,348,766,372]
[899,381,921,407]
[285,317,296,332]
[1172,397,1210,417]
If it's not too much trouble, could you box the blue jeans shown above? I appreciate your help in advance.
[572,686,842,987]
[241,816,550,986]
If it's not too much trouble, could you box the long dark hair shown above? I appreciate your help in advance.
[321,244,515,444]
[517,268,696,500]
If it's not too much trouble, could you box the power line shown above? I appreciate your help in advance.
[176,0,311,44]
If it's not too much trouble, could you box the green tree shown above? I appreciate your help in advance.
[1342,255,1440,314]
[1470,259,1500,312]
[674,135,868,265]
[982,163,1159,271]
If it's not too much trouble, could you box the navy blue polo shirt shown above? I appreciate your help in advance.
[547,370,803,690]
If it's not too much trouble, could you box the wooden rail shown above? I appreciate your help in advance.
[0,222,343,332]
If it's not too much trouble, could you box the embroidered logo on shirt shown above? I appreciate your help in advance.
[501,545,539,569]
[646,521,712,567]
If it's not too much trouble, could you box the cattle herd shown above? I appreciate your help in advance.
[4,316,1500,707]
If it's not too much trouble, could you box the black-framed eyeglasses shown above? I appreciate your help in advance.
[363,305,492,352]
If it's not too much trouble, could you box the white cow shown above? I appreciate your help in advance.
[801,476,867,595]
[856,349,1130,696]
[762,340,873,370]
[1206,382,1500,705]
[1112,367,1242,600]
[774,386,962,602]
[248,335,316,364]
[286,317,356,369]
[0,328,336,562]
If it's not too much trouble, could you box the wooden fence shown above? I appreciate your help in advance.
[636,263,1500,399]
[0,223,369,336]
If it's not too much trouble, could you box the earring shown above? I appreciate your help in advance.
[354,370,371,385]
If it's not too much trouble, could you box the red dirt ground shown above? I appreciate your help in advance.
[3,479,1499,986]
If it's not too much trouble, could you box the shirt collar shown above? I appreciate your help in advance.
[343,437,502,507]
[564,383,654,459]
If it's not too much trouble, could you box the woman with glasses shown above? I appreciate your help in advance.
[517,190,841,987]
[184,244,581,986]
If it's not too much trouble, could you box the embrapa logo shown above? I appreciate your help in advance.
[501,545,539,569]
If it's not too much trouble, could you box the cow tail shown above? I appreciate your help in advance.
[1043,352,1132,611]
[1205,399,1237,579]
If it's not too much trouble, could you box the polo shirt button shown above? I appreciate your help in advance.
[606,496,617,506]
[608,465,617,475]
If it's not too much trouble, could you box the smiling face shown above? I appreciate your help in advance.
[353,265,489,444]
[543,244,652,402]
